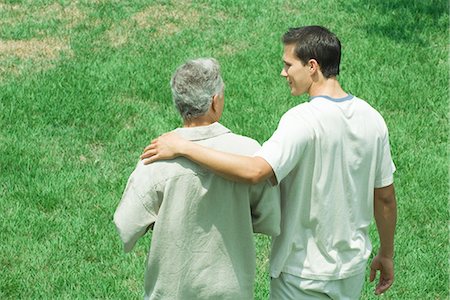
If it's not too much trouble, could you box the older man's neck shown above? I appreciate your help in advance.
[183,116,217,128]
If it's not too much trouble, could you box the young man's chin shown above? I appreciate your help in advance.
[291,89,302,96]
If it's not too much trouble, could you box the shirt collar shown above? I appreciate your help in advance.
[173,122,231,141]
[309,94,354,102]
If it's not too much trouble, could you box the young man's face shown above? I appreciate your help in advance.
[280,44,312,96]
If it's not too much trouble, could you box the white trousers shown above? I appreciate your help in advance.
[270,272,365,300]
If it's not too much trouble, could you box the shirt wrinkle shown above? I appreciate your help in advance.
[174,122,231,141]
[147,171,206,195]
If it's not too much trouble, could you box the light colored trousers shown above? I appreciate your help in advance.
[270,272,365,300]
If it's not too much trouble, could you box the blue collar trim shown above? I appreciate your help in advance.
[310,94,354,102]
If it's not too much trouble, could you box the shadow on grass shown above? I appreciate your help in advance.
[345,0,448,45]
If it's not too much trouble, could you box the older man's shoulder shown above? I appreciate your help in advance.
[134,157,207,185]
[214,131,261,156]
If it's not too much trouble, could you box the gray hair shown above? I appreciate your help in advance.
[171,58,224,120]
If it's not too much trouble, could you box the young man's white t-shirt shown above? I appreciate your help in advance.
[256,94,396,280]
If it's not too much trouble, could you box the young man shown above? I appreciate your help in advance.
[114,58,280,300]
[141,26,397,299]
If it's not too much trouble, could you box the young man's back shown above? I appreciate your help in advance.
[114,123,280,300]
[258,95,395,282]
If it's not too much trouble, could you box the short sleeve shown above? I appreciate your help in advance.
[249,182,281,237]
[374,125,396,188]
[113,165,160,252]
[255,112,312,184]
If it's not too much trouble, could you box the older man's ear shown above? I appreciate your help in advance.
[211,94,219,112]
[210,94,223,122]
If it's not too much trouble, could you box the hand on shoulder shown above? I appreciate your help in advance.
[141,132,187,164]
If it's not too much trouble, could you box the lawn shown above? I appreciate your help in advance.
[0,0,448,299]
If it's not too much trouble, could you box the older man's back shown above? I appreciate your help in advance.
[114,122,280,300]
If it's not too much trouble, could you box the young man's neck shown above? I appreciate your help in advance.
[308,76,347,98]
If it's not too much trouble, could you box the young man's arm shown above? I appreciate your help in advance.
[141,132,276,184]
[370,184,397,295]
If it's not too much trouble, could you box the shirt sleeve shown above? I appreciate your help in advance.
[255,112,312,184]
[249,181,281,237]
[374,123,396,188]
[113,165,160,253]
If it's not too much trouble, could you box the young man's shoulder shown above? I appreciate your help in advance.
[279,101,316,125]
[285,101,314,115]
[352,96,389,123]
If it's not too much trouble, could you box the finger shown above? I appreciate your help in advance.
[143,155,159,165]
[143,142,157,153]
[141,149,158,159]
[369,268,376,282]
[375,278,393,295]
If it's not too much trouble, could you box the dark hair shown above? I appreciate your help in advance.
[282,26,341,78]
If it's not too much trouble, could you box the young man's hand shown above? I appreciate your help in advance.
[141,132,187,164]
[369,254,394,295]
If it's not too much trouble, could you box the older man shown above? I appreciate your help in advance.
[114,58,280,300]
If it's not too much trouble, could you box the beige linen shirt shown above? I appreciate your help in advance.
[114,122,280,300]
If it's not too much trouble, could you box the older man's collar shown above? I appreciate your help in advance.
[173,122,231,141]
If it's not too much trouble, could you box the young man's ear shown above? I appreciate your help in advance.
[308,59,320,74]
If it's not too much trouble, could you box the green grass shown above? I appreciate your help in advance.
[0,0,448,299]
